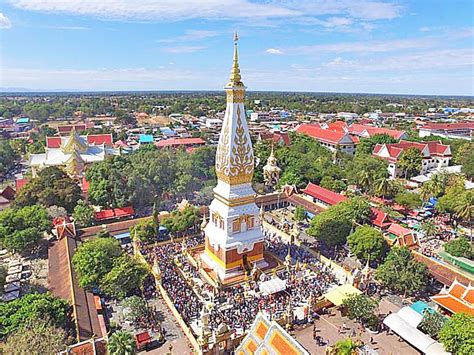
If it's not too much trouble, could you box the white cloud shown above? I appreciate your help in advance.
[158,30,219,43]
[10,0,402,23]
[163,45,206,54]
[0,13,12,29]
[266,48,283,55]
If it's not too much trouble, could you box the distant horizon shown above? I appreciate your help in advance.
[0,1,473,96]
[1,88,473,100]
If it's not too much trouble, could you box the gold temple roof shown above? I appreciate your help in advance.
[61,128,88,154]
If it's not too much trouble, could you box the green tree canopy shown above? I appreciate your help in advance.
[108,330,137,355]
[419,310,446,340]
[0,292,69,338]
[0,140,18,176]
[100,256,149,300]
[121,296,148,324]
[394,192,422,210]
[161,206,200,235]
[72,237,123,289]
[444,237,473,260]
[2,317,68,354]
[438,313,474,355]
[130,218,156,243]
[72,200,95,228]
[356,134,397,156]
[376,246,429,296]
[342,294,379,329]
[398,147,422,179]
[347,225,388,262]
[0,205,51,252]
[14,166,82,212]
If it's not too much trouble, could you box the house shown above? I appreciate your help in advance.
[250,112,270,121]
[385,223,418,248]
[431,279,474,316]
[302,182,347,208]
[419,121,474,140]
[370,207,391,229]
[372,140,451,178]
[296,124,358,155]
[0,186,16,210]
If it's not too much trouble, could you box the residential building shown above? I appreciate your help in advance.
[372,140,451,178]
[348,123,408,140]
[250,112,270,121]
[155,137,205,149]
[419,121,474,140]
[296,123,358,155]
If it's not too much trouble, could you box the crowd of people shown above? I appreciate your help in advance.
[138,229,339,339]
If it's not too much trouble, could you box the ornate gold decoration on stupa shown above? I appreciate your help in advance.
[215,32,254,186]
[64,150,85,177]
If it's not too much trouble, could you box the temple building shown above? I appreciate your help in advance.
[201,33,266,282]
[29,129,118,178]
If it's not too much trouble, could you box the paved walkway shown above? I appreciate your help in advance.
[294,298,420,355]
[146,297,193,355]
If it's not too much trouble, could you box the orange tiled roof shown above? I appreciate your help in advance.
[431,279,474,315]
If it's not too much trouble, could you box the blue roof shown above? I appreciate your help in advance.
[410,301,434,315]
[159,225,168,232]
[160,127,176,135]
[139,134,154,143]
[114,232,131,240]
[16,117,29,124]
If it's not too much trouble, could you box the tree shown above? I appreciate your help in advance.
[438,313,474,355]
[293,206,306,222]
[342,294,379,329]
[397,148,422,179]
[0,292,69,338]
[108,330,137,355]
[461,150,474,181]
[121,296,148,324]
[454,191,473,242]
[14,166,82,212]
[347,226,388,262]
[320,176,346,193]
[130,219,156,243]
[394,192,422,210]
[444,237,473,260]
[332,338,359,355]
[100,256,149,300]
[0,140,18,176]
[161,206,200,235]
[2,317,68,354]
[72,237,122,289]
[374,174,391,199]
[419,310,446,339]
[422,220,438,238]
[46,205,68,219]
[73,200,95,227]
[0,205,51,252]
[376,247,429,296]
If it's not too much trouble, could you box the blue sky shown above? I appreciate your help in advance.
[0,0,473,95]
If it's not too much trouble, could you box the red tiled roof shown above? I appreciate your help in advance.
[95,209,115,220]
[155,137,205,148]
[81,176,90,193]
[296,124,355,145]
[324,121,348,133]
[349,124,406,139]
[422,122,474,131]
[58,124,86,134]
[303,182,347,206]
[87,134,113,146]
[46,137,62,148]
[370,207,390,228]
[273,132,291,146]
[114,206,135,218]
[373,140,451,162]
[387,223,412,237]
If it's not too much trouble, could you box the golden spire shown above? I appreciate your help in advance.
[227,32,243,87]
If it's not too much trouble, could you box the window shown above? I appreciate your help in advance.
[233,220,240,233]
[219,220,224,229]
[247,217,254,229]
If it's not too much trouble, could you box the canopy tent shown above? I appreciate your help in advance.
[397,306,423,328]
[114,232,131,240]
[323,284,362,306]
[259,277,287,296]
[411,301,435,316]
[383,313,450,354]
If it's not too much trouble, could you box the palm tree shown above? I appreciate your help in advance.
[455,192,474,242]
[375,175,391,199]
[108,330,137,355]
[430,173,444,197]
[357,170,372,194]
[420,182,433,204]
[422,220,438,238]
